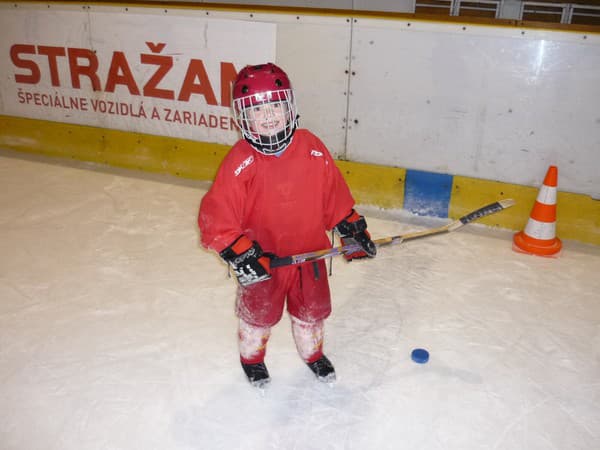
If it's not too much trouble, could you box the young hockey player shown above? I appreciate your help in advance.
[198,63,376,388]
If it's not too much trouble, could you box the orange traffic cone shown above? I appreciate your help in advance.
[513,165,562,257]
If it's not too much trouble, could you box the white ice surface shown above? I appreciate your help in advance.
[1,149,599,450]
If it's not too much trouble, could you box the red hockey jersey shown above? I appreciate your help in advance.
[198,129,355,257]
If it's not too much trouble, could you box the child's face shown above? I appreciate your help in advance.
[247,102,287,136]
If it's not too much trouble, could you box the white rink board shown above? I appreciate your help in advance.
[347,19,600,197]
[275,15,352,158]
[198,9,353,158]
[0,4,276,144]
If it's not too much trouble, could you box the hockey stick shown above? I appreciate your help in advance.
[270,198,515,268]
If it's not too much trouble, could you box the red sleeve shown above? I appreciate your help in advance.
[198,144,253,252]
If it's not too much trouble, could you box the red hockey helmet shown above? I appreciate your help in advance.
[232,63,298,155]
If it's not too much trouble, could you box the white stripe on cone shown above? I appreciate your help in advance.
[536,185,557,205]
[524,217,556,240]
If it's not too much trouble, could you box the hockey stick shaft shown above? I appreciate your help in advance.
[270,199,515,268]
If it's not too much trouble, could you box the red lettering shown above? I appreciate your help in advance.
[12,41,239,110]
[146,42,166,53]
[220,62,237,107]
[68,48,101,91]
[172,109,182,123]
[178,59,217,105]
[37,46,66,86]
[142,53,174,100]
[105,51,140,95]
[11,44,40,84]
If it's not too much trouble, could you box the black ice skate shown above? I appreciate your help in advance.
[306,355,336,383]
[241,361,271,388]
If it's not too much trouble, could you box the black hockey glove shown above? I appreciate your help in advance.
[220,235,272,287]
[335,210,377,261]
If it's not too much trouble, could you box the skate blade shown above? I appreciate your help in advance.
[316,372,337,384]
[250,377,271,390]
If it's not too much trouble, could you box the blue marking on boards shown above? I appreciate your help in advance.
[404,169,453,218]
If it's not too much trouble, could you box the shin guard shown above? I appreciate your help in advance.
[291,316,324,363]
[238,319,271,365]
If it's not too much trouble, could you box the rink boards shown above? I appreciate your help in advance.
[1,114,598,246]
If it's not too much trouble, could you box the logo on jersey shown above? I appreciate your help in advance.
[310,150,323,157]
[234,155,254,176]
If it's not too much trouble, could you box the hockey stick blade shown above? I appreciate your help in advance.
[270,198,515,268]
